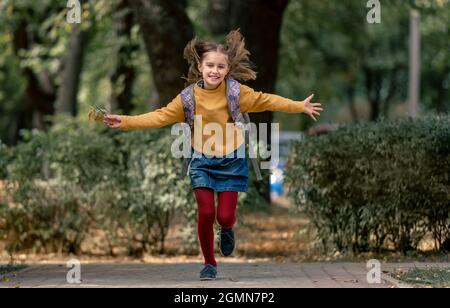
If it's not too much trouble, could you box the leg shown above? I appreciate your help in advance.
[194,187,217,267]
[217,191,238,229]
[217,191,238,256]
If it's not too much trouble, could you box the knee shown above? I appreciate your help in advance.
[198,206,216,222]
[217,211,235,229]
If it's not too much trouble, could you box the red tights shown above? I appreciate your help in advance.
[193,187,238,267]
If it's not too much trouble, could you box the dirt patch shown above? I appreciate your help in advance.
[0,203,312,263]
[235,205,311,260]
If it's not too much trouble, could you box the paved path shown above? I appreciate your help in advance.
[4,262,447,288]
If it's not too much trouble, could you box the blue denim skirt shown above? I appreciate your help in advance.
[188,145,249,192]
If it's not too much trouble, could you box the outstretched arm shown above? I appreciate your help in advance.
[239,84,323,121]
[104,95,185,130]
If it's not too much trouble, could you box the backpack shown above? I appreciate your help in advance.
[179,78,263,181]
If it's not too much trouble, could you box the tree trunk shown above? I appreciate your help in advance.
[56,24,88,116]
[435,69,449,114]
[347,86,359,122]
[12,20,56,143]
[109,0,137,114]
[382,70,399,118]
[364,67,381,121]
[129,0,194,108]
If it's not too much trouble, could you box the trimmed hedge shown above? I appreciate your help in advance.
[285,116,450,253]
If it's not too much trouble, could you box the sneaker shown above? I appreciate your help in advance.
[219,228,235,257]
[200,264,217,281]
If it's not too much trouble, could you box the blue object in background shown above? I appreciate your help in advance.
[269,132,304,200]
[270,173,283,196]
[270,160,285,197]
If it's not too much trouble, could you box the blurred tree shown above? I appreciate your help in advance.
[129,0,194,107]
[420,1,450,113]
[279,0,410,122]
[11,9,56,134]
[206,0,289,133]
[55,22,88,116]
[1,0,89,143]
[0,0,116,144]
[0,0,447,141]
[278,0,449,122]
[0,36,23,145]
[109,0,138,114]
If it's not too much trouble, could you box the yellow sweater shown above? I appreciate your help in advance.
[120,81,305,156]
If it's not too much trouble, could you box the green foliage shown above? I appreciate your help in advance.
[0,0,122,143]
[114,127,197,255]
[285,116,450,254]
[277,0,450,124]
[0,264,27,284]
[0,140,11,179]
[0,29,25,145]
[0,118,264,255]
[0,264,27,276]
[393,267,450,288]
[0,118,195,255]
[2,121,117,254]
[420,1,450,112]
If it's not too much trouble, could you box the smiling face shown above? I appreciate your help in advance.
[198,51,230,89]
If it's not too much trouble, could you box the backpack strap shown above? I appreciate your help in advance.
[180,84,196,129]
[180,84,196,179]
[226,79,263,181]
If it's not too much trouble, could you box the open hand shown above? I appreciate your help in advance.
[303,94,323,121]
[103,114,122,129]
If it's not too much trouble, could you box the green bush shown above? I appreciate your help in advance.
[238,141,271,213]
[285,116,450,254]
[114,128,196,255]
[0,140,9,179]
[2,122,117,254]
[0,118,197,255]
[0,117,264,256]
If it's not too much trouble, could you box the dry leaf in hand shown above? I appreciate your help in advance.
[88,106,106,123]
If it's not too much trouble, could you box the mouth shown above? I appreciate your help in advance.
[208,76,221,81]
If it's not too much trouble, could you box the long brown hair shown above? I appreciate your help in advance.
[183,29,257,85]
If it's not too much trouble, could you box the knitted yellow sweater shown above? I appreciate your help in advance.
[120,81,305,156]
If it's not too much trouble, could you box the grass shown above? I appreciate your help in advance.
[0,264,27,283]
[0,264,27,275]
[392,267,450,288]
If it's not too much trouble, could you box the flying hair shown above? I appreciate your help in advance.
[182,29,257,85]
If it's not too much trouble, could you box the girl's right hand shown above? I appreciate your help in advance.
[103,114,122,129]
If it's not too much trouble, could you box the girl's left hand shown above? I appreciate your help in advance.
[303,94,323,121]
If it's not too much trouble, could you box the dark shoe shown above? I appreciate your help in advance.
[219,228,235,257]
[200,264,217,281]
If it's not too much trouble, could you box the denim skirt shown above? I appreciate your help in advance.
[188,145,249,192]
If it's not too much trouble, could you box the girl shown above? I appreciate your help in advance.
[104,30,322,281]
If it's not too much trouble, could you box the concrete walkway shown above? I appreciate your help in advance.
[4,262,446,288]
